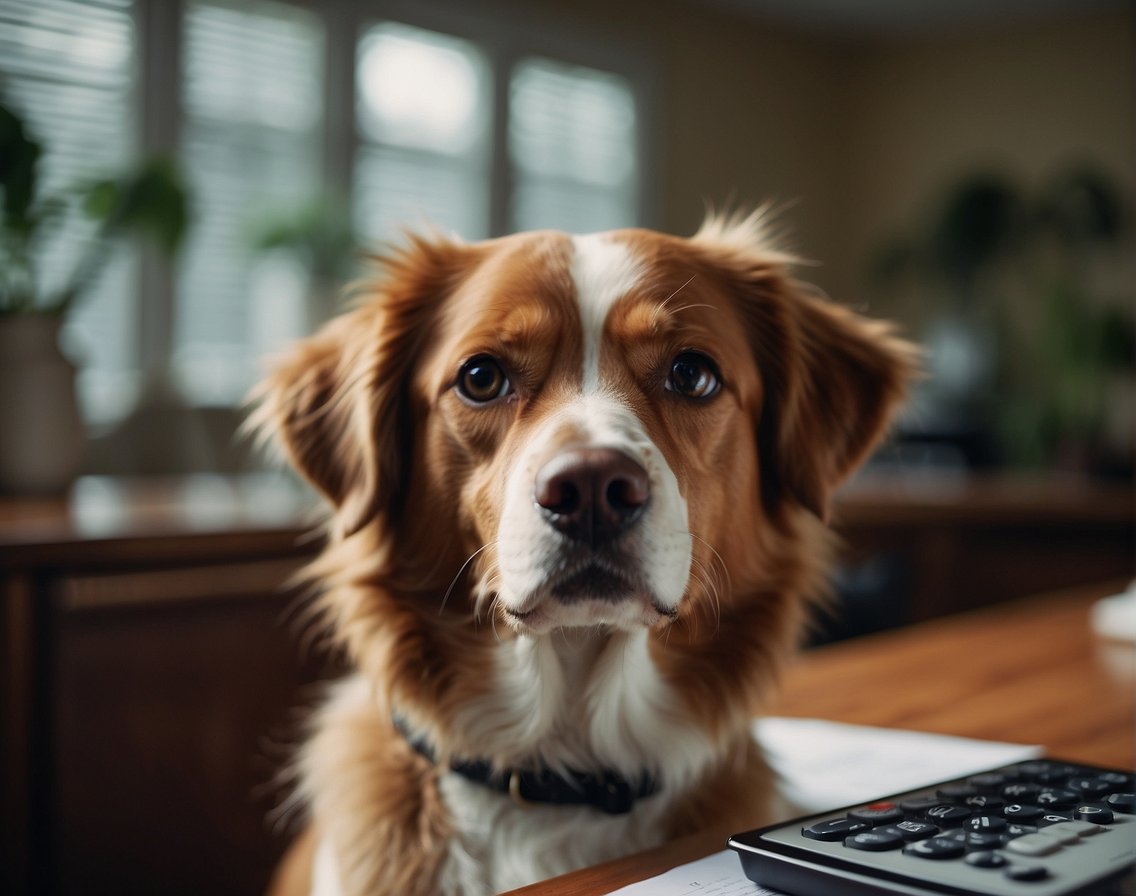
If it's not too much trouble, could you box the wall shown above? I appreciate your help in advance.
[819,7,1135,306]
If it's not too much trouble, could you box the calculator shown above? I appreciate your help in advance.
[728,758,1135,896]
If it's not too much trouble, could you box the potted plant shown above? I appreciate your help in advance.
[870,164,1134,474]
[248,193,360,331]
[0,100,190,495]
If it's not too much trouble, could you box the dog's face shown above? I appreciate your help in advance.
[256,217,914,643]
[416,229,762,636]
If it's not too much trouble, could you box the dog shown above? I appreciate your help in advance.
[254,211,916,896]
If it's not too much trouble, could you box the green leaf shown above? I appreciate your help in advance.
[80,155,191,255]
[931,173,1023,296]
[1035,164,1126,246]
[0,101,43,235]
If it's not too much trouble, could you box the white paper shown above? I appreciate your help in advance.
[604,850,775,896]
[1091,580,1136,642]
[601,718,1042,896]
[754,717,1042,813]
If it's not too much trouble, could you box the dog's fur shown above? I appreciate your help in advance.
[254,213,916,896]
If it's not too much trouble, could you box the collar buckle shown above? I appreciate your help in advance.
[508,770,534,809]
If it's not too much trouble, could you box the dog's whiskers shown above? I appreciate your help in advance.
[689,556,722,635]
[651,274,697,330]
[488,595,505,642]
[659,274,697,309]
[440,542,497,616]
[473,574,502,624]
[668,302,718,315]
[688,531,733,604]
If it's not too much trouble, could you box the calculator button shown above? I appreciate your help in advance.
[959,831,1005,850]
[925,805,971,824]
[883,821,938,842]
[968,773,1008,792]
[1099,772,1133,789]
[1107,792,1136,813]
[1002,783,1041,801]
[1005,833,1063,857]
[1068,777,1112,798]
[802,818,870,841]
[1003,804,1045,822]
[903,837,966,860]
[1043,820,1102,837]
[1036,825,1080,845]
[1036,764,1080,784]
[1004,864,1050,882]
[938,784,978,802]
[965,851,1008,869]
[1035,788,1078,807]
[962,794,1004,811]
[965,815,1007,833]
[1074,805,1114,824]
[1014,762,1051,780]
[845,830,904,851]
[849,806,904,826]
[1037,813,1074,827]
[899,796,942,814]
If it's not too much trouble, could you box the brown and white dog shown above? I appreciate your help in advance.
[255,212,916,896]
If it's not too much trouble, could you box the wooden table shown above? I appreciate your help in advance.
[509,581,1135,895]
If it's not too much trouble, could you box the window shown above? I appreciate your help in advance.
[176,0,323,405]
[509,58,639,233]
[353,22,642,244]
[354,22,491,245]
[2,1,648,447]
[0,0,137,423]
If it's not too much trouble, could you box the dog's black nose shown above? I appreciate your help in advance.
[534,448,650,545]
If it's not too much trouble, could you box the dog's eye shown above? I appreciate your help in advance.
[666,352,720,399]
[457,355,512,404]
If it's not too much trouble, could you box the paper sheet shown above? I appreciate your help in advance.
[605,850,773,896]
[754,717,1043,813]
[602,718,1042,896]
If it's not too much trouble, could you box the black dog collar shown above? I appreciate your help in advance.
[393,715,661,815]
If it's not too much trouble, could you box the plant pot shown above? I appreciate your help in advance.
[0,313,85,495]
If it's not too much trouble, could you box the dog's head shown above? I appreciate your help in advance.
[254,215,915,642]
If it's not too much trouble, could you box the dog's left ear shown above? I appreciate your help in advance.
[750,283,918,521]
[694,215,918,521]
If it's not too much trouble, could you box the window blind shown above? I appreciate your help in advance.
[0,0,136,423]
[175,0,322,405]
[509,57,639,234]
[354,22,491,245]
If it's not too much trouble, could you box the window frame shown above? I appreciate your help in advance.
[132,0,660,413]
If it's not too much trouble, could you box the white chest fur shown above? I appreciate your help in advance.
[452,628,718,791]
[310,630,722,896]
[437,630,720,893]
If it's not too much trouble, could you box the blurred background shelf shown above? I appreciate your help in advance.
[827,473,1135,638]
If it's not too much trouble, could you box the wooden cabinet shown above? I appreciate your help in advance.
[833,475,1135,626]
[2,476,325,896]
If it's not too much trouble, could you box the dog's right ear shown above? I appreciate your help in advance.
[250,305,384,536]
[249,235,474,537]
